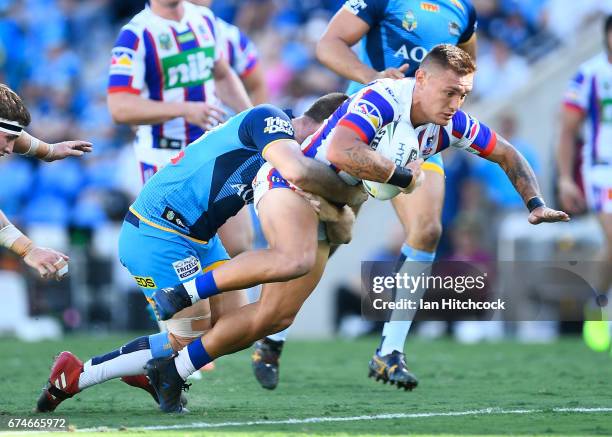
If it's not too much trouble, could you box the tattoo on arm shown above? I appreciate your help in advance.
[341,144,394,182]
[499,147,540,203]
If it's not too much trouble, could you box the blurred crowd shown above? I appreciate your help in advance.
[0,0,608,331]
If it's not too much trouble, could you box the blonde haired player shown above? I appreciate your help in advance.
[0,83,92,280]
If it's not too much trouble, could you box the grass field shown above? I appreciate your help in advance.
[0,334,611,436]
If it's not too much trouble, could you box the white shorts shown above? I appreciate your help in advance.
[582,165,612,213]
[252,162,328,241]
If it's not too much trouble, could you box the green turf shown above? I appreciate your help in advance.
[0,335,611,436]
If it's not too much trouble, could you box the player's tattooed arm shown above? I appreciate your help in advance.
[485,135,541,203]
[485,135,570,224]
[326,126,395,182]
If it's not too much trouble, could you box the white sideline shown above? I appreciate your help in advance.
[75,406,612,432]
[2,407,610,435]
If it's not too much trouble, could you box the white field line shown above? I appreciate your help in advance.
[1,406,610,435]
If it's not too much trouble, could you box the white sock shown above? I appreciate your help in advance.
[174,348,196,380]
[379,244,435,356]
[379,321,413,356]
[78,349,152,390]
[267,327,290,343]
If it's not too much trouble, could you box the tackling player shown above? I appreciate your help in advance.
[35,94,365,413]
[557,16,612,351]
[252,0,480,391]
[0,83,92,280]
[145,45,568,412]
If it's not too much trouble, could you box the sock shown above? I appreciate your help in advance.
[78,332,173,390]
[267,328,290,343]
[193,271,220,300]
[175,339,212,380]
[378,244,435,356]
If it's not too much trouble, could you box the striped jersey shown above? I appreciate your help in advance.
[564,52,612,166]
[344,0,477,93]
[108,2,222,149]
[216,17,259,79]
[302,78,496,184]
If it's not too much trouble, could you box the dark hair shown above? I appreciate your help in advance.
[606,15,612,49]
[303,92,349,123]
[420,44,476,76]
[0,84,31,127]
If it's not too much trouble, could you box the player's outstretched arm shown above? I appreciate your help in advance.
[316,8,409,84]
[0,210,69,280]
[485,135,570,225]
[13,131,92,162]
[264,139,367,207]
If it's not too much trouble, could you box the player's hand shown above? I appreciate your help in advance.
[182,102,227,130]
[346,185,368,207]
[373,64,410,81]
[23,247,69,280]
[400,159,425,194]
[558,177,586,215]
[298,191,343,222]
[528,206,570,225]
[45,140,93,161]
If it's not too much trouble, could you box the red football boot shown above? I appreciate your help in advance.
[36,351,83,412]
[121,375,159,404]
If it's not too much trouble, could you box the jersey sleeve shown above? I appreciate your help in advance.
[342,0,387,27]
[108,26,145,95]
[337,81,399,144]
[563,68,590,114]
[444,110,497,157]
[458,2,478,44]
[235,30,259,78]
[238,104,296,155]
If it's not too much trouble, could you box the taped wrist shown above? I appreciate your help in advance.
[387,166,413,188]
[0,225,32,257]
[526,196,545,212]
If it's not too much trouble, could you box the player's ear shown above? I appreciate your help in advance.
[415,68,427,86]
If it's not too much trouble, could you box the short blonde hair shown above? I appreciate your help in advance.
[421,44,476,76]
[0,84,31,126]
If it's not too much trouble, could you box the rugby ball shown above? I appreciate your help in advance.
[362,121,419,200]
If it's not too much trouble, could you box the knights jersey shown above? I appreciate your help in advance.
[302,78,496,184]
[108,2,223,149]
[344,0,477,93]
[564,52,612,167]
[216,17,259,79]
[131,104,294,242]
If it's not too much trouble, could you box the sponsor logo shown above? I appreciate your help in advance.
[449,21,461,36]
[345,0,367,14]
[407,148,418,163]
[159,33,172,50]
[231,183,254,203]
[110,49,134,74]
[402,10,418,32]
[354,100,382,129]
[162,206,189,230]
[162,47,215,90]
[394,45,428,62]
[172,256,201,280]
[263,116,294,135]
[177,31,195,44]
[133,276,157,289]
[420,2,440,12]
[384,86,400,103]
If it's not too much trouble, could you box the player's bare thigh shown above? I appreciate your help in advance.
[391,166,445,250]
[218,205,254,257]
[257,187,319,262]
[256,242,330,330]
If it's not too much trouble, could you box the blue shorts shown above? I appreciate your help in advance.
[118,208,229,300]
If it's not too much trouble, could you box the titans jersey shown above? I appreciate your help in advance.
[131,104,295,242]
[108,2,223,148]
[302,78,496,184]
[344,0,477,93]
[216,18,259,79]
[564,52,612,167]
